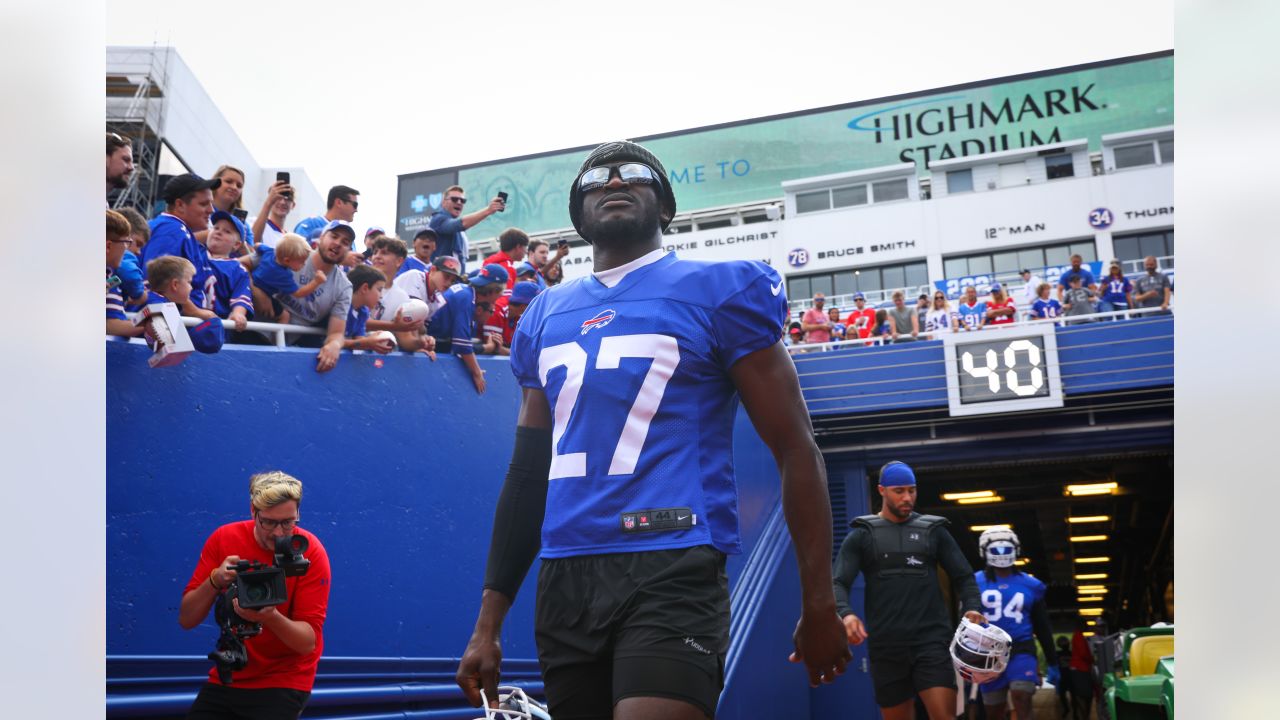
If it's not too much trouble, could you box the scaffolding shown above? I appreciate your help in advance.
[106,46,170,217]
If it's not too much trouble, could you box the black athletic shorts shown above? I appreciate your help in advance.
[186,683,310,719]
[867,642,956,708]
[535,545,729,720]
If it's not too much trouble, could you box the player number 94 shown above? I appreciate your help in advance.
[961,340,1044,396]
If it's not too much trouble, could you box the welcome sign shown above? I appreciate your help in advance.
[398,52,1172,240]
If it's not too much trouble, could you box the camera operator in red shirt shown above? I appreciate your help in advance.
[179,471,331,719]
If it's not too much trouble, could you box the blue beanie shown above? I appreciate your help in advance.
[879,461,916,487]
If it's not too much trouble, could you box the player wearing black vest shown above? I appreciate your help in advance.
[832,461,983,720]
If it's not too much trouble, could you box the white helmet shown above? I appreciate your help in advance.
[474,686,552,720]
[978,527,1020,569]
[951,617,1013,684]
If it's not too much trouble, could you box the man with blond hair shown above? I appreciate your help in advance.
[180,471,332,719]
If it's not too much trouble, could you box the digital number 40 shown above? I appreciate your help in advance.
[961,339,1045,396]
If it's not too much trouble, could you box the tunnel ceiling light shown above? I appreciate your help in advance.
[1074,557,1110,564]
[943,490,996,501]
[1079,608,1104,616]
[1086,620,1098,626]
[957,495,1004,505]
[1083,631,1096,637]
[1014,558,1030,566]
[1075,573,1109,580]
[1077,586,1108,594]
[1070,535,1108,542]
[1077,596,1105,603]
[1068,515,1111,524]
[1065,482,1118,496]
[970,524,1012,532]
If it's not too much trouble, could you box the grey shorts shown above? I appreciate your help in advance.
[981,681,1037,705]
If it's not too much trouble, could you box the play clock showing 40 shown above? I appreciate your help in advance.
[942,326,1064,417]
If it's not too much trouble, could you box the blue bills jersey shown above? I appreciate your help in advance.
[428,283,477,355]
[957,301,987,330]
[510,252,786,559]
[210,258,254,320]
[143,213,217,310]
[974,570,1045,644]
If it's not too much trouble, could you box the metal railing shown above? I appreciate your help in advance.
[789,285,935,317]
[112,313,326,348]
[786,305,1173,354]
[787,255,1175,320]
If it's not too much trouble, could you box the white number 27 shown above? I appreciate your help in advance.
[538,334,680,479]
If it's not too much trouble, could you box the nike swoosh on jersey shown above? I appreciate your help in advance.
[770,282,783,296]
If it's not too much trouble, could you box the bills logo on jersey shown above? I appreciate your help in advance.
[580,308,617,335]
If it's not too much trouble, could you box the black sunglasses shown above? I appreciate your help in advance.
[448,196,467,205]
[577,163,660,193]
[344,197,359,209]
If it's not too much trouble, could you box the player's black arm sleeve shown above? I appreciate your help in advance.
[937,529,981,613]
[481,426,552,600]
[832,529,864,618]
[1031,598,1059,665]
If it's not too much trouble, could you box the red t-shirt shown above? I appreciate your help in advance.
[1069,630,1094,673]
[482,250,518,293]
[845,307,877,339]
[485,295,514,346]
[183,520,331,691]
[987,297,1017,325]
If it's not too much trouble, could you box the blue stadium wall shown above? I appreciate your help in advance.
[106,340,854,719]
[106,315,1171,719]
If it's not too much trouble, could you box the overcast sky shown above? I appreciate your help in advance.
[106,0,1173,237]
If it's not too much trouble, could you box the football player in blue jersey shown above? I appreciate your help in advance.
[456,141,850,719]
[973,527,1059,719]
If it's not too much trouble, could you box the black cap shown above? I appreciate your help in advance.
[413,228,439,241]
[162,173,221,203]
[569,140,677,242]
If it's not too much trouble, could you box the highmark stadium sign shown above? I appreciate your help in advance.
[397,53,1172,240]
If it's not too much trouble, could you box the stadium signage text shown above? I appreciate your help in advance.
[668,159,752,185]
[849,84,1103,165]
[983,222,1047,240]
[1123,206,1172,220]
[817,240,918,261]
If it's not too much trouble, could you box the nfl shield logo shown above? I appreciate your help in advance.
[623,515,635,530]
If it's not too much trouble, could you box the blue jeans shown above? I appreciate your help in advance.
[1096,300,1128,318]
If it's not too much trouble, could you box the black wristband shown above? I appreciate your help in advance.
[482,426,552,599]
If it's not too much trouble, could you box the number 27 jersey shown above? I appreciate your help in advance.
[510,252,787,559]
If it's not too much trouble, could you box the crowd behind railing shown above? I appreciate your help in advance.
[784,255,1174,354]
[106,133,1175,379]
[106,133,573,392]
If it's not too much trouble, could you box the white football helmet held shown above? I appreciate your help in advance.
[950,617,1013,684]
[978,527,1020,569]
[474,686,552,720]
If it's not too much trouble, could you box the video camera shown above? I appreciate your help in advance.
[208,534,311,684]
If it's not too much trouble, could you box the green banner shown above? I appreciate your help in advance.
[410,54,1171,238]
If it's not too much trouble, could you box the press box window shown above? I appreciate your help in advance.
[1045,154,1074,180]
[832,184,868,208]
[1114,143,1157,169]
[871,178,909,202]
[795,190,831,214]
[1158,139,1174,163]
[947,169,974,194]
